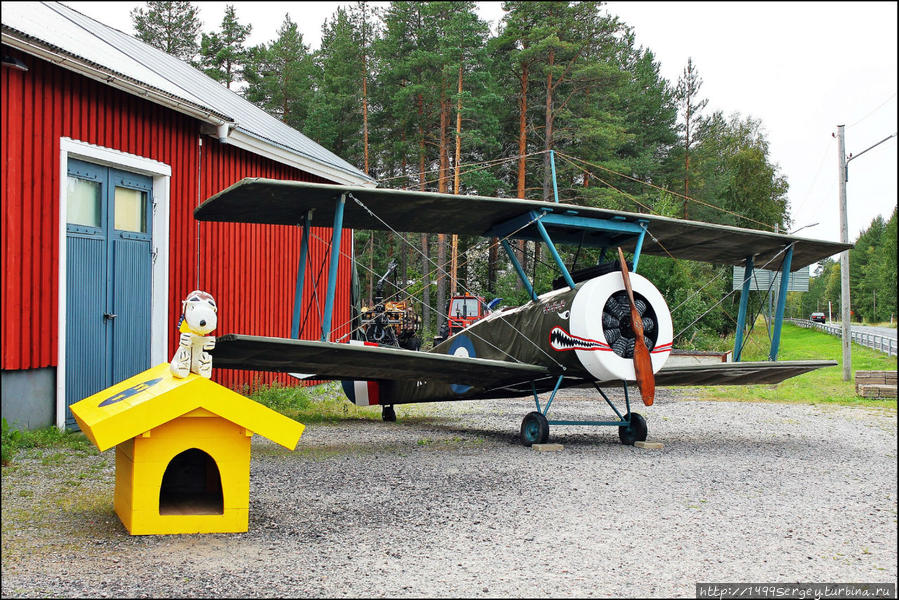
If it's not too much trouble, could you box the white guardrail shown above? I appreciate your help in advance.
[789,319,898,357]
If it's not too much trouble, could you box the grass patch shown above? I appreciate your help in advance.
[246,380,381,423]
[697,322,897,407]
[1,418,96,466]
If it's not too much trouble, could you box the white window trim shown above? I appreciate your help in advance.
[57,138,171,429]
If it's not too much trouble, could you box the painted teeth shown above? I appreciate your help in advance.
[549,327,607,351]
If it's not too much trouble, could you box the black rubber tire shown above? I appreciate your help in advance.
[618,412,648,445]
[382,405,397,422]
[520,411,550,446]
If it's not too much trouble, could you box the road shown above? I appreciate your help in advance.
[849,324,898,340]
[826,322,897,356]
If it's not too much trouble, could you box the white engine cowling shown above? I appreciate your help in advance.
[566,272,673,382]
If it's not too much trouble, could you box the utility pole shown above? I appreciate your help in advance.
[836,125,851,382]
[836,125,897,381]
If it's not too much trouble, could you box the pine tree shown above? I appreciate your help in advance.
[305,4,379,170]
[200,4,252,89]
[130,1,201,64]
[242,15,315,131]
[675,57,708,218]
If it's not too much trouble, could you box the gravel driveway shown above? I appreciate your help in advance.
[2,388,897,598]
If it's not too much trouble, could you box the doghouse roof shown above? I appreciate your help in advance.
[70,363,304,452]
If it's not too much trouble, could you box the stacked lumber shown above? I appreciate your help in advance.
[855,370,898,399]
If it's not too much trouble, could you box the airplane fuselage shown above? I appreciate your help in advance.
[342,272,672,406]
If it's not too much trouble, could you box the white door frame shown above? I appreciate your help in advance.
[57,138,171,429]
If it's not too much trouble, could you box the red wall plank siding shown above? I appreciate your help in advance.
[1,48,354,390]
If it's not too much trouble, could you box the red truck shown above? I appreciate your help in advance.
[434,293,501,343]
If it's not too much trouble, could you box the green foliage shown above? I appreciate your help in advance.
[684,112,789,230]
[248,381,379,423]
[851,208,897,322]
[700,323,897,406]
[243,15,316,131]
[199,4,252,88]
[791,207,896,324]
[130,1,201,63]
[1,418,95,466]
[230,1,798,344]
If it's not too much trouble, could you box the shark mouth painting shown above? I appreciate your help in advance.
[548,327,612,352]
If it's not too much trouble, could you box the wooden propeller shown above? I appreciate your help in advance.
[617,247,655,406]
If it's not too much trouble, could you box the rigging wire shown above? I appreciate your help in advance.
[553,153,677,261]
[345,193,566,368]
[375,150,549,190]
[556,151,778,231]
[335,148,796,359]
[673,243,795,342]
[310,208,565,369]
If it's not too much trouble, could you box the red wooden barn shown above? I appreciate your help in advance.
[1,2,373,430]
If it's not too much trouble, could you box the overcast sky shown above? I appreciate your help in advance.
[62,1,898,247]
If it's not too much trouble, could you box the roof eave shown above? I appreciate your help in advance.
[5,28,376,188]
[227,129,376,187]
[2,29,232,127]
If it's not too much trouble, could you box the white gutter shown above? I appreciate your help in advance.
[228,129,377,187]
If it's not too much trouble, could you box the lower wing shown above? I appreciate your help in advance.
[211,334,835,398]
[210,334,549,387]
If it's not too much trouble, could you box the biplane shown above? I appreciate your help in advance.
[195,180,850,446]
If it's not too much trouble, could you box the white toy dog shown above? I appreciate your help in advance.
[170,290,218,379]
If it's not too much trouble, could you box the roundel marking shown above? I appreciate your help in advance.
[97,378,164,407]
[449,334,476,395]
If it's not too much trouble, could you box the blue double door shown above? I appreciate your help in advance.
[65,159,153,428]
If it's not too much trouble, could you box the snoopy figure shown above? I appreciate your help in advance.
[170,290,218,379]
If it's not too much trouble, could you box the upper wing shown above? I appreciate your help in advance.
[210,334,550,386]
[194,179,851,270]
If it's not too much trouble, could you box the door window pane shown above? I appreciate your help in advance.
[114,186,147,232]
[66,176,101,227]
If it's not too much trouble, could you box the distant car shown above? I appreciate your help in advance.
[810,312,826,323]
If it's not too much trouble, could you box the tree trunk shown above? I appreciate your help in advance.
[417,93,430,333]
[401,144,408,293]
[362,54,370,175]
[488,240,498,295]
[543,46,555,203]
[436,88,449,330]
[515,64,529,278]
[451,64,463,295]
[683,102,691,219]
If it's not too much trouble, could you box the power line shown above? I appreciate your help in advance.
[847,92,897,129]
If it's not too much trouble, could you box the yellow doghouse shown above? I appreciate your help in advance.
[70,363,304,535]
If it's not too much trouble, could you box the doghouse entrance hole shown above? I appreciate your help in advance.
[159,448,224,515]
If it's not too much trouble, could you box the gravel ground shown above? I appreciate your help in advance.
[2,388,897,598]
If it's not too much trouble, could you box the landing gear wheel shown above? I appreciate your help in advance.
[618,412,647,445]
[382,405,397,422]
[520,411,549,446]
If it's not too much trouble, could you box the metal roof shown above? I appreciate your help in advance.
[1,1,374,186]
[195,179,853,271]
